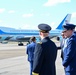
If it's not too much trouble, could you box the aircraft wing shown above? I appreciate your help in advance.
[0,35,13,41]
[7,35,39,42]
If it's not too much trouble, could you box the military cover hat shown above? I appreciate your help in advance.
[63,23,76,31]
[38,23,51,33]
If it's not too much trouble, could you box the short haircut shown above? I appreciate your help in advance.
[30,36,36,42]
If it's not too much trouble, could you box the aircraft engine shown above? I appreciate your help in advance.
[57,36,62,41]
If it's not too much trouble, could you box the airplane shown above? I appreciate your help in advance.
[0,14,71,46]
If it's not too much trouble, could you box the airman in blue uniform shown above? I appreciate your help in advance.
[62,24,76,75]
[26,36,36,75]
[32,23,57,75]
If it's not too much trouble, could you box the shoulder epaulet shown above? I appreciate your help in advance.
[37,42,42,44]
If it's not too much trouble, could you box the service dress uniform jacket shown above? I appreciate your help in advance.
[62,32,76,74]
[26,42,36,62]
[33,37,57,75]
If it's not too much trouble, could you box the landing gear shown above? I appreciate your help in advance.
[57,37,60,41]
[26,41,30,45]
[18,42,24,46]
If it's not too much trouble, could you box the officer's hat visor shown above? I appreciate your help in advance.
[38,23,51,33]
[63,24,76,31]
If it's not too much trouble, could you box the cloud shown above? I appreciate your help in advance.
[43,0,70,6]
[8,10,15,13]
[0,8,5,13]
[22,13,33,18]
[72,12,76,18]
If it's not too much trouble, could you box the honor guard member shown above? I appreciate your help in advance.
[32,23,57,75]
[26,36,36,75]
[62,24,76,75]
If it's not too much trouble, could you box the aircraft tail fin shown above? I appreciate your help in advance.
[56,14,71,30]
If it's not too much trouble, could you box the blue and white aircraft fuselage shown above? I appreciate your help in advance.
[0,14,71,45]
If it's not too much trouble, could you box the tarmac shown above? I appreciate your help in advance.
[0,42,65,75]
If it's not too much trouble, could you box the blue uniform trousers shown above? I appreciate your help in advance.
[29,61,33,75]
[65,71,76,75]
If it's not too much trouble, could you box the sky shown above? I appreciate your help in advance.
[0,0,76,30]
